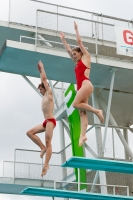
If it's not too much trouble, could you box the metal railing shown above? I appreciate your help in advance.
[7,0,133,61]
[3,145,73,181]
[3,161,62,180]
[18,10,132,62]
[3,123,133,180]
[9,0,133,30]
[54,180,129,196]
[86,124,133,160]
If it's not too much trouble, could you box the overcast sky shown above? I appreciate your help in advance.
[0,0,133,199]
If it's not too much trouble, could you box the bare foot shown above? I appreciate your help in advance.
[41,165,49,176]
[96,110,104,123]
[40,148,46,158]
[79,136,87,146]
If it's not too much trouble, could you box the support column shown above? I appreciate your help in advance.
[59,120,68,200]
[59,120,67,179]
[123,129,129,160]
[102,69,116,153]
[61,119,70,138]
[91,89,107,194]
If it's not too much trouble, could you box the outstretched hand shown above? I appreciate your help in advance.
[37,61,44,72]
[74,21,78,30]
[60,32,65,40]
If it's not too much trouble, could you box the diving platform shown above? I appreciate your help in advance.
[1,1,133,198]
[62,157,133,174]
[21,187,133,199]
[1,39,133,125]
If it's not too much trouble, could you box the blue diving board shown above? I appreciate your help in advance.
[21,187,132,199]
[61,157,133,174]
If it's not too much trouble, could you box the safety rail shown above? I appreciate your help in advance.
[6,0,133,62]
[54,180,129,196]
[18,8,132,62]
[3,145,73,181]
[86,124,133,160]
[6,0,133,64]
[9,0,133,31]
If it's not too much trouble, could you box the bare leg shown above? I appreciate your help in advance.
[74,102,104,123]
[26,124,47,158]
[73,81,104,123]
[79,110,88,146]
[41,122,54,176]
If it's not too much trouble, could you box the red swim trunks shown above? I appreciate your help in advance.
[43,118,56,128]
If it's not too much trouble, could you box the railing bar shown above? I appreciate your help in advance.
[15,143,71,154]
[87,124,131,131]
[30,0,132,23]
[55,180,128,188]
[4,161,61,166]
[20,36,88,49]
[37,10,114,26]
[53,143,71,154]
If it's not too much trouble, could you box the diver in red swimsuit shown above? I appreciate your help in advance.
[60,21,104,146]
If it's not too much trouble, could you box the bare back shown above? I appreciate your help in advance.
[41,90,54,119]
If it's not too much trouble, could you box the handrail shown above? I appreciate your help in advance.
[54,180,129,196]
[30,0,132,23]
[15,143,71,155]
[86,123,131,133]
[3,161,60,167]
[37,9,114,26]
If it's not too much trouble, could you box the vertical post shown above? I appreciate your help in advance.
[58,120,67,179]
[3,162,5,177]
[101,14,104,45]
[113,186,115,195]
[91,89,107,194]
[54,181,56,189]
[59,121,68,200]
[35,10,38,49]
[97,15,99,39]
[95,22,98,60]
[102,69,116,153]
[127,186,129,196]
[92,14,94,37]
[14,149,16,184]
[41,156,44,187]
[57,6,58,31]
[123,128,129,160]
[62,82,64,104]
[29,164,30,179]
[112,128,115,159]
[78,168,80,191]
[8,0,11,26]
[92,89,103,157]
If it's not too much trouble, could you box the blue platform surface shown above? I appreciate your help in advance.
[21,187,133,199]
[61,157,133,174]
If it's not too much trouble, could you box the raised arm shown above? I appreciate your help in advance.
[74,21,90,57]
[37,61,50,91]
[60,32,76,63]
